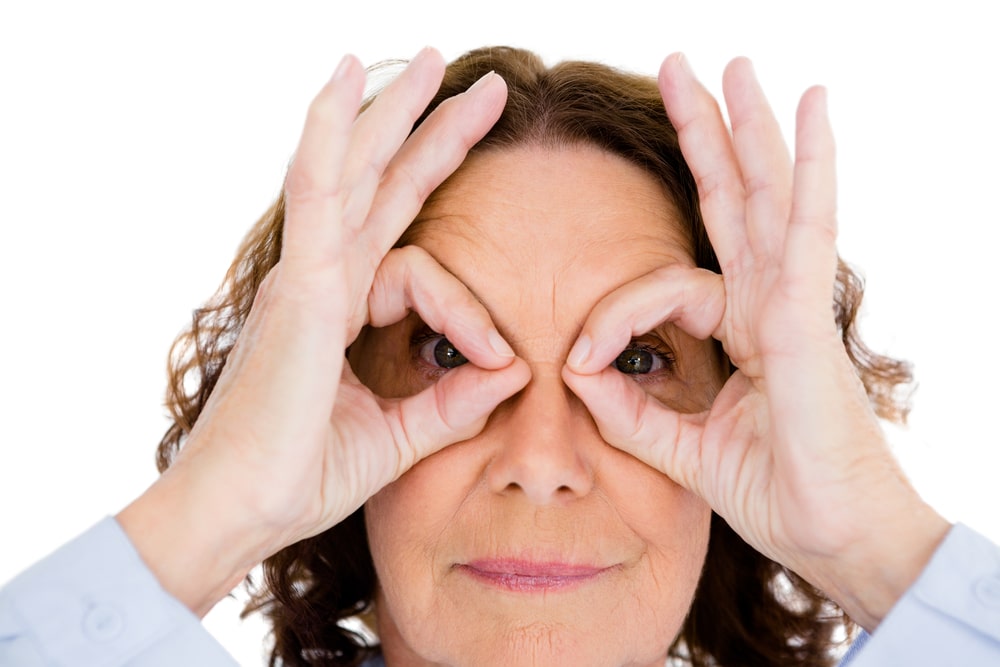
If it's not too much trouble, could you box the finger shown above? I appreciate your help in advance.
[388,357,531,472]
[282,55,366,271]
[658,53,748,268]
[722,58,793,259]
[360,70,507,258]
[339,47,447,229]
[561,363,706,493]
[783,86,838,313]
[368,245,516,369]
[566,264,725,374]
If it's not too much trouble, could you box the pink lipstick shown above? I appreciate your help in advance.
[458,559,614,593]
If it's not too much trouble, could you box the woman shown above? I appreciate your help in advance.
[2,46,997,666]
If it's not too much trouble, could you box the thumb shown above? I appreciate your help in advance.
[386,358,531,475]
[561,364,707,494]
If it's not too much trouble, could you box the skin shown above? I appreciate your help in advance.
[351,146,728,666]
[115,48,950,663]
[564,56,949,630]
[117,50,529,616]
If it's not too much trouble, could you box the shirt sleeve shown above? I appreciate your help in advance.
[836,629,870,666]
[845,522,1000,666]
[0,517,238,666]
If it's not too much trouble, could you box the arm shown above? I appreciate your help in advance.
[563,54,952,632]
[4,50,528,664]
[845,522,1000,665]
[0,518,236,666]
[115,50,527,618]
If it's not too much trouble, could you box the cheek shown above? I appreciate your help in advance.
[365,444,489,660]
[365,475,434,635]
[367,447,714,663]
[365,443,481,594]
[639,490,711,598]
[605,456,713,603]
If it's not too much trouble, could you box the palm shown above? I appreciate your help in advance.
[564,55,904,585]
[170,50,527,552]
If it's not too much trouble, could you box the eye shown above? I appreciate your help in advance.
[613,340,674,376]
[416,333,469,370]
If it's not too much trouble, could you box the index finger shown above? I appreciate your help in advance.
[368,245,517,370]
[360,70,508,260]
[658,53,748,269]
[566,264,725,374]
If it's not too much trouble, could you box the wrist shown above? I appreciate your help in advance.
[821,503,951,631]
[116,461,276,617]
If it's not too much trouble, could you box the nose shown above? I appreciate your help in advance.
[485,365,595,505]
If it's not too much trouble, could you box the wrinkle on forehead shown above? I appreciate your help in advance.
[398,145,697,360]
[403,145,693,254]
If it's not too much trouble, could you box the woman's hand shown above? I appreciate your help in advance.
[562,55,949,631]
[117,49,528,616]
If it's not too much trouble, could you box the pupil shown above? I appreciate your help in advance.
[433,338,468,369]
[615,348,652,374]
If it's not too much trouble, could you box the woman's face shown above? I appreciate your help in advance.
[351,145,726,667]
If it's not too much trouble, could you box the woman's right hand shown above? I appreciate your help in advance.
[117,49,529,616]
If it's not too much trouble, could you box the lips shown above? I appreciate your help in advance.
[458,559,615,593]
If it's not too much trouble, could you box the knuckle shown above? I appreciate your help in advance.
[744,173,784,200]
[358,154,384,190]
[383,161,433,204]
[651,263,688,283]
[379,246,406,272]
[695,171,742,205]
[305,91,341,127]
[284,164,345,206]
[393,244,428,267]
[385,246,421,288]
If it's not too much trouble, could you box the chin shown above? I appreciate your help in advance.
[376,587,685,667]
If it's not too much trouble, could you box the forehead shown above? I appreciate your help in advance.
[406,145,694,347]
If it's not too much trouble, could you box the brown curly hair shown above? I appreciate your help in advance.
[156,46,912,666]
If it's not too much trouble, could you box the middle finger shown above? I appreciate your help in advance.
[659,53,749,270]
[360,68,507,260]
[338,47,448,228]
[722,57,793,259]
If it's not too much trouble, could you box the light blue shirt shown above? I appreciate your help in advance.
[2,519,998,665]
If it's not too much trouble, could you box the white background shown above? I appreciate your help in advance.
[1,1,998,663]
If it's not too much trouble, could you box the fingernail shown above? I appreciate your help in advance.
[412,46,435,65]
[468,70,496,93]
[331,54,354,83]
[488,328,515,357]
[675,52,693,76]
[816,86,829,112]
[567,335,592,369]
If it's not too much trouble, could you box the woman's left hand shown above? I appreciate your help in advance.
[562,55,949,631]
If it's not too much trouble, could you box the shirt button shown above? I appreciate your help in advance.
[973,574,1000,610]
[82,603,124,642]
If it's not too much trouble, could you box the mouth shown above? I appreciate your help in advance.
[457,559,617,593]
